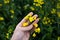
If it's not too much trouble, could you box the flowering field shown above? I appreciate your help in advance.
[0,0,60,40]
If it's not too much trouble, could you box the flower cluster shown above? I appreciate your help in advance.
[4,0,10,4]
[42,17,53,25]
[22,14,41,37]
[33,0,44,7]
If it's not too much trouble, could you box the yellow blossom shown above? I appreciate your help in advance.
[57,12,60,17]
[35,3,40,6]
[48,20,50,23]
[8,29,12,33]
[6,33,9,39]
[32,33,36,37]
[0,17,4,21]
[35,28,40,33]
[33,16,37,20]
[51,9,56,14]
[43,17,46,20]
[11,15,14,18]
[39,1,44,5]
[24,15,29,19]
[34,0,38,2]
[29,17,34,22]
[30,6,35,11]
[10,9,14,14]
[33,23,38,27]
[23,22,28,27]
[24,13,32,19]
[44,21,48,24]
[4,0,9,4]
[0,4,2,7]
[57,3,60,8]
[58,36,60,40]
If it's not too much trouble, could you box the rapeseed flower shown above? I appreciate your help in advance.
[4,0,9,4]
[0,17,4,21]
[35,27,40,33]
[57,12,60,17]
[10,9,14,14]
[23,22,28,27]
[33,0,44,7]
[0,4,2,7]
[29,17,34,22]
[32,33,36,37]
[30,6,35,11]
[33,23,38,27]
[51,9,56,14]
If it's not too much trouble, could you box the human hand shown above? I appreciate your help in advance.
[11,12,39,40]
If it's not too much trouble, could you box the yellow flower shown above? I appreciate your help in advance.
[43,17,46,20]
[24,13,32,19]
[57,3,60,8]
[11,15,14,18]
[4,0,9,4]
[0,4,2,7]
[51,9,56,14]
[10,9,14,14]
[48,20,50,23]
[8,29,12,33]
[23,22,28,27]
[44,21,48,24]
[33,23,38,27]
[58,36,60,40]
[33,16,37,20]
[6,33,9,39]
[32,33,36,37]
[24,15,29,19]
[39,1,44,5]
[34,0,38,2]
[57,12,60,17]
[29,17,34,22]
[30,6,35,11]
[35,28,40,33]
[0,17,4,21]
[35,3,40,6]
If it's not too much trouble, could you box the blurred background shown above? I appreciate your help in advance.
[0,0,60,40]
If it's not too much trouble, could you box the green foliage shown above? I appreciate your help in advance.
[0,0,60,40]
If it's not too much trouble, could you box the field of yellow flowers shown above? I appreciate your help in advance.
[0,0,60,40]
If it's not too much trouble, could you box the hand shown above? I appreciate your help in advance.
[11,12,39,40]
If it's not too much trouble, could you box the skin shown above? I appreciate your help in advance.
[11,12,39,40]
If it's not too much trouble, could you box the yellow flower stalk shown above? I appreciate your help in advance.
[10,9,14,14]
[29,17,34,22]
[32,33,36,37]
[23,22,28,27]
[0,17,4,21]
[33,23,38,27]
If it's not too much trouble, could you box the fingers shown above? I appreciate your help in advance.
[19,18,40,31]
[18,12,33,26]
[32,18,40,24]
[21,12,33,23]
[20,24,33,31]
[27,14,38,25]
